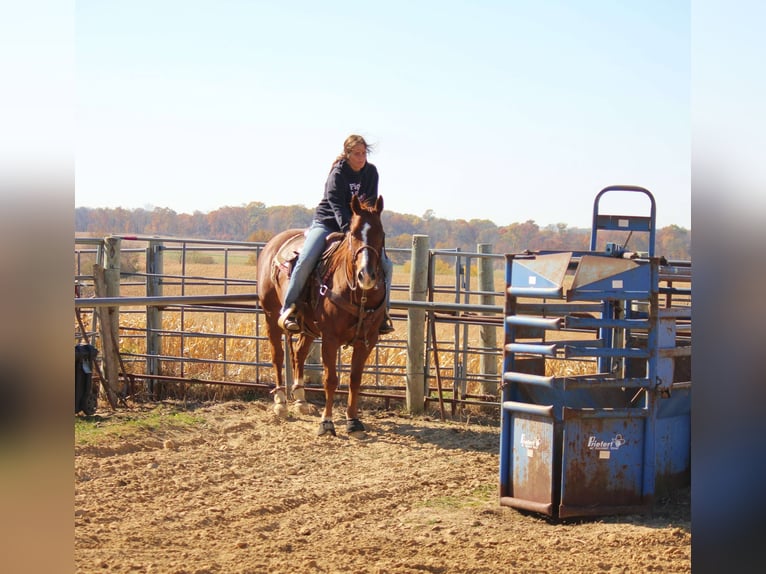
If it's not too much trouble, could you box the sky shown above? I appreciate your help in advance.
[74,0,691,229]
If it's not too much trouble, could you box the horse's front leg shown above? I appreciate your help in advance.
[290,334,314,415]
[317,342,339,436]
[345,345,370,435]
[263,315,288,417]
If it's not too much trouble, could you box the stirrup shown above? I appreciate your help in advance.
[378,312,395,335]
[278,305,301,332]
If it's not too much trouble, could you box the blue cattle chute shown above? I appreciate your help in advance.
[499,186,691,519]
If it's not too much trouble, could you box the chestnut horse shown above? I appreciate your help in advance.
[256,194,387,436]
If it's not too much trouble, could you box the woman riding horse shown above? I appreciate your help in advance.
[257,193,389,436]
[278,134,394,335]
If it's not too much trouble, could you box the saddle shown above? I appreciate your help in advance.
[272,230,345,279]
[270,230,346,338]
[271,229,386,343]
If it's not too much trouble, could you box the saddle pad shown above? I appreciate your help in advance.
[274,231,306,267]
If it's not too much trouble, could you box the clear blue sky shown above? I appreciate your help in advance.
[75,0,690,229]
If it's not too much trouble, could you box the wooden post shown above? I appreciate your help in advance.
[146,240,163,394]
[92,264,119,406]
[105,236,122,394]
[406,234,429,414]
[104,235,121,341]
[478,243,498,396]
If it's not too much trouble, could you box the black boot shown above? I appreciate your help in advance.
[379,311,395,335]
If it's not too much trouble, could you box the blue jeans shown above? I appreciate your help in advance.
[280,221,393,313]
[281,222,333,312]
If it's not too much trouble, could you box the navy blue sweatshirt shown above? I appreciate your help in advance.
[312,159,379,233]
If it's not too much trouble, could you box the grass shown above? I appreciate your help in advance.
[418,483,497,511]
[75,404,206,446]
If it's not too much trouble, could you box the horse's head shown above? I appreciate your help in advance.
[347,194,385,291]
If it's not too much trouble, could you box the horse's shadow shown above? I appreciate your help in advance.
[313,415,500,453]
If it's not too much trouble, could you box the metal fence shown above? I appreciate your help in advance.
[74,234,506,415]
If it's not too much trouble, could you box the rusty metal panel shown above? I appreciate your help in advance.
[510,412,557,507]
[654,389,691,497]
[511,252,571,288]
[569,255,650,300]
[571,255,639,289]
[560,408,648,516]
[508,252,570,298]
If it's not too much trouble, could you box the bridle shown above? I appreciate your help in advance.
[316,223,385,346]
[345,231,382,292]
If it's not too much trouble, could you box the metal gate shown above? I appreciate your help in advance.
[499,186,691,518]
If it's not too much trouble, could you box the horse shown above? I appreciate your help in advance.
[256,194,388,437]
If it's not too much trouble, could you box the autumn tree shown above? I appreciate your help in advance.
[75,206,692,260]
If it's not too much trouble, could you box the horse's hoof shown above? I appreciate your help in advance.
[346,418,365,434]
[272,388,288,417]
[291,385,307,402]
[293,400,311,415]
[317,420,336,437]
[273,403,288,418]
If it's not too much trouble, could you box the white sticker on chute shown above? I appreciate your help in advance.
[619,219,629,227]
[521,433,540,458]
[612,280,623,289]
[528,276,537,285]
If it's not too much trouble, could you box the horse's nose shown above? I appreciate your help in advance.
[358,268,377,288]
[358,270,371,283]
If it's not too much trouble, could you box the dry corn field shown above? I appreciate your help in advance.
[76,256,598,404]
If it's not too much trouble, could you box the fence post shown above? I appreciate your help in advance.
[93,235,121,399]
[146,240,164,394]
[478,243,498,396]
[104,235,121,336]
[406,234,429,414]
[91,264,119,406]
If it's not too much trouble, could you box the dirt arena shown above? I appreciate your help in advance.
[74,400,690,573]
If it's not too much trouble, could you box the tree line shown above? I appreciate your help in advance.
[75,203,691,260]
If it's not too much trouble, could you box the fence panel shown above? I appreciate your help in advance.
[74,234,505,414]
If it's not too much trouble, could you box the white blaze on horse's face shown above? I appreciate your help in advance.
[356,221,377,290]
[360,222,370,262]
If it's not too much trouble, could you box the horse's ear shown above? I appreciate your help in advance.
[375,195,384,214]
[351,194,362,214]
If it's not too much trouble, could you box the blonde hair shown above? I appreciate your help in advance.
[334,134,373,165]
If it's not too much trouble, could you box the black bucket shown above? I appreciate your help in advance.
[75,344,99,415]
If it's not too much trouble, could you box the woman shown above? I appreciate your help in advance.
[278,134,395,335]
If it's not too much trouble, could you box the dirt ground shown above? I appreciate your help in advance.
[74,400,690,574]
